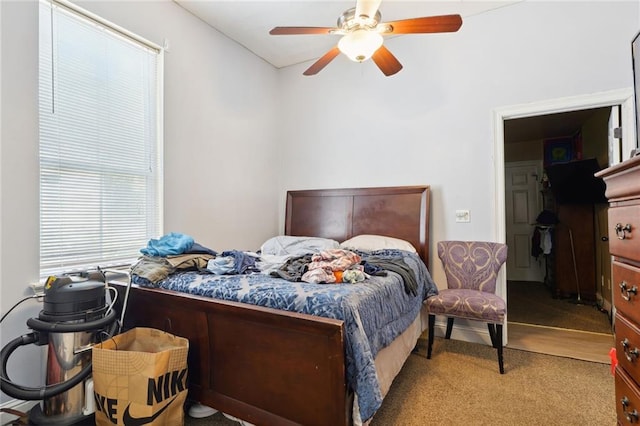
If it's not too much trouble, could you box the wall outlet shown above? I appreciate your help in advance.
[30,281,45,294]
[455,210,470,223]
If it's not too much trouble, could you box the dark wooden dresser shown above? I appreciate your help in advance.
[596,154,640,424]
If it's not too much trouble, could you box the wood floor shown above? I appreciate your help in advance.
[507,321,614,364]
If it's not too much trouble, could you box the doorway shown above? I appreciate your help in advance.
[493,88,635,358]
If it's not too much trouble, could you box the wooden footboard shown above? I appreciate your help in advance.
[113,283,348,426]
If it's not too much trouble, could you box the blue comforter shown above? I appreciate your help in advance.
[132,249,438,421]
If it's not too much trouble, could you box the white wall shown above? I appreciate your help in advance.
[0,0,43,406]
[0,0,279,405]
[276,1,640,284]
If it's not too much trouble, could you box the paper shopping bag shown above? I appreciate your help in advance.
[92,327,189,425]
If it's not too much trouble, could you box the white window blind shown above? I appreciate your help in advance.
[39,0,162,277]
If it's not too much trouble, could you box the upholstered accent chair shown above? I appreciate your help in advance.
[425,241,508,373]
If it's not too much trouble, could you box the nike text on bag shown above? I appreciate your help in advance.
[92,327,189,425]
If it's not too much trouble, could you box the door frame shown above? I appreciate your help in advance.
[492,88,635,343]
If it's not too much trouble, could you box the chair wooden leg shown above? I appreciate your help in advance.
[496,324,504,374]
[427,314,435,359]
[487,323,497,348]
[445,317,454,339]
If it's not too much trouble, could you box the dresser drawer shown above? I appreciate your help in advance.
[614,261,640,324]
[609,205,640,261]
[616,312,640,379]
[616,366,640,424]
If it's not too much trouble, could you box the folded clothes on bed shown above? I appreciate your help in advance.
[140,232,195,257]
[362,256,418,296]
[307,249,361,271]
[131,253,214,284]
[269,254,313,281]
[207,250,260,275]
[187,242,218,256]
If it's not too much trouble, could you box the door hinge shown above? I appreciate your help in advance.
[613,127,622,139]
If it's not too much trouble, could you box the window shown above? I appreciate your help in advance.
[39,0,162,277]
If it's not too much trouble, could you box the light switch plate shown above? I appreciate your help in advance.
[455,210,470,223]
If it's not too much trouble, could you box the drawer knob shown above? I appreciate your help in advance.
[622,396,639,423]
[615,223,633,240]
[622,338,640,362]
[620,281,638,301]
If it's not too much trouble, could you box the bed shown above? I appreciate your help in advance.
[112,185,433,426]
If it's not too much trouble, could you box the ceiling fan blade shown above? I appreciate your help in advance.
[269,27,336,35]
[303,47,341,76]
[383,14,463,34]
[371,45,403,76]
[355,0,382,20]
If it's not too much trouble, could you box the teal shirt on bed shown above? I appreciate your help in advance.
[140,232,194,257]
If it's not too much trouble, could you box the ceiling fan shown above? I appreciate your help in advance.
[269,0,462,76]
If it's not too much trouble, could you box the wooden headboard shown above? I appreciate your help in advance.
[285,185,431,267]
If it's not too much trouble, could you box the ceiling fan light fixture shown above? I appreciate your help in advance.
[338,29,383,62]
[270,4,463,76]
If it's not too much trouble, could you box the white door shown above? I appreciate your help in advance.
[505,161,545,282]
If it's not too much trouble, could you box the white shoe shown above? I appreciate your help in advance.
[188,403,217,418]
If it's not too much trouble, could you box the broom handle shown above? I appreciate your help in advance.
[569,228,581,301]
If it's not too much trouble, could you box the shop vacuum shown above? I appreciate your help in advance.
[1,271,118,425]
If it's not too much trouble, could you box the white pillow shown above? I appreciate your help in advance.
[260,235,339,256]
[340,234,417,253]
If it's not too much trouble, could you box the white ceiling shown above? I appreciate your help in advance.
[171,0,604,144]
[173,0,520,69]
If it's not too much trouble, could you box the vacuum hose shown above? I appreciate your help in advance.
[0,309,117,400]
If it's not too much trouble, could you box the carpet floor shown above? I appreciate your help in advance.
[184,338,614,426]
